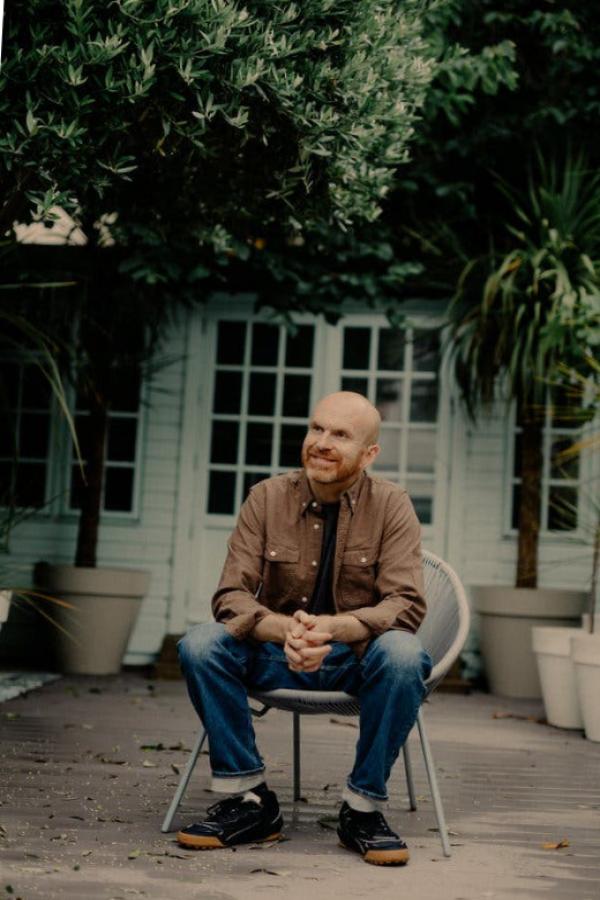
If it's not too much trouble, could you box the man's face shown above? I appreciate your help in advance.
[301,397,379,486]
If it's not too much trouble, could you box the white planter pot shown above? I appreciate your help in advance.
[571,633,600,742]
[0,590,12,636]
[532,626,583,729]
[473,586,587,698]
[36,565,150,676]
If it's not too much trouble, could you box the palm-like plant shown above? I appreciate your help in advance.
[447,149,600,588]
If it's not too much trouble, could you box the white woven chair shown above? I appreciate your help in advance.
[162,549,470,857]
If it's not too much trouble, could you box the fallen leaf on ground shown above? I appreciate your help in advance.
[542,838,569,850]
[317,815,338,831]
[250,868,289,876]
[142,760,157,768]
[492,711,545,724]
[329,717,358,728]
[140,743,164,751]
[171,764,181,775]
[128,849,142,859]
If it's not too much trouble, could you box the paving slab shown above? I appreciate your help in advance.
[0,674,599,900]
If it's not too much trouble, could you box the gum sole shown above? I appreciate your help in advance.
[177,831,282,850]
[339,840,410,866]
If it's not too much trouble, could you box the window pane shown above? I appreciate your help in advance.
[14,462,47,507]
[550,437,580,480]
[343,328,370,370]
[107,418,137,462]
[251,323,279,366]
[378,328,405,371]
[211,421,239,464]
[279,425,306,467]
[341,376,368,396]
[21,365,51,408]
[373,429,401,471]
[70,463,86,510]
[248,373,276,416]
[285,325,314,368]
[208,470,236,514]
[112,374,141,412]
[376,379,403,422]
[407,429,436,474]
[213,371,243,415]
[282,374,310,418]
[512,484,520,530]
[245,422,273,465]
[513,432,522,478]
[551,384,582,429]
[0,416,16,456]
[0,362,20,408]
[407,480,434,525]
[19,413,49,458]
[0,461,15,502]
[74,414,91,460]
[412,330,440,373]
[217,321,246,365]
[104,467,134,512]
[548,486,578,531]
[243,471,268,497]
[410,380,438,423]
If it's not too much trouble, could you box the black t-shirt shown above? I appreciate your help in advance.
[307,502,340,617]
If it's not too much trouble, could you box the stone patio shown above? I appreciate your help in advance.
[1,673,599,900]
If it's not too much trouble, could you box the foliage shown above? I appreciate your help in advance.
[0,0,435,245]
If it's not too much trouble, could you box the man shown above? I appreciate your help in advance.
[177,391,431,865]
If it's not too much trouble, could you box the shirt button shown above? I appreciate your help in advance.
[311,501,318,508]
[301,596,308,604]
[270,551,276,557]
[311,560,317,567]
[360,556,367,563]
[314,523,320,530]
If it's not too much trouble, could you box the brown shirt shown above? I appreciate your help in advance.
[212,469,427,657]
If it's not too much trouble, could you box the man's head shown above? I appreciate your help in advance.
[301,392,381,496]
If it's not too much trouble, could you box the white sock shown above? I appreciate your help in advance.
[242,789,263,805]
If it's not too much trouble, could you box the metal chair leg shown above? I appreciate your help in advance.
[161,726,207,833]
[293,712,301,801]
[416,708,451,857]
[402,740,417,811]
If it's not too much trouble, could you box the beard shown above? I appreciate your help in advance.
[301,444,363,485]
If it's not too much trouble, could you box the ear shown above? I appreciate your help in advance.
[362,443,380,469]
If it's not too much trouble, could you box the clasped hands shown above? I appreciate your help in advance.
[283,610,335,673]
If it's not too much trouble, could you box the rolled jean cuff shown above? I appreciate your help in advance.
[345,779,387,807]
[211,769,266,794]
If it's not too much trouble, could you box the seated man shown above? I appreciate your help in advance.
[177,391,431,866]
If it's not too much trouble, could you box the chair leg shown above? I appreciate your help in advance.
[416,708,451,857]
[161,726,208,833]
[293,712,301,801]
[402,741,417,811]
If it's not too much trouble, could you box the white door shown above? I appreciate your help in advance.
[171,304,453,630]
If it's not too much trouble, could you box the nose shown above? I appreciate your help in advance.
[315,431,333,451]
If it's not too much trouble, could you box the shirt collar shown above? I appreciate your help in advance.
[294,469,365,517]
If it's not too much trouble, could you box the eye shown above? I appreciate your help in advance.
[311,424,323,433]
[334,430,349,439]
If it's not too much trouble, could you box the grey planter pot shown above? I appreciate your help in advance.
[36,565,151,675]
[472,586,587,699]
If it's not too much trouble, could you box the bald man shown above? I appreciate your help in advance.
[177,392,431,865]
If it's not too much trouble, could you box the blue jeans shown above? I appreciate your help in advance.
[178,622,432,802]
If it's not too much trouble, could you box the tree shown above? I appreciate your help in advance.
[1,0,438,568]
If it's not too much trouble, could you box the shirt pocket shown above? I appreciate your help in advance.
[262,545,300,608]
[338,547,377,607]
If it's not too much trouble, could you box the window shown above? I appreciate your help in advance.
[340,324,440,525]
[510,385,586,534]
[207,320,315,515]
[0,360,53,508]
[68,376,142,516]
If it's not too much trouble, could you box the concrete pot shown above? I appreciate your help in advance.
[532,626,583,728]
[36,565,150,675]
[472,586,587,699]
[571,633,600,742]
[0,590,12,636]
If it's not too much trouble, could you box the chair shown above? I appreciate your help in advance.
[161,549,470,857]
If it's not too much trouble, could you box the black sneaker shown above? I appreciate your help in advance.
[177,790,283,850]
[337,801,409,866]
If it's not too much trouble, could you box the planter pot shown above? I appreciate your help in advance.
[36,564,150,675]
[0,590,12,636]
[571,633,600,742]
[472,586,587,699]
[532,626,583,729]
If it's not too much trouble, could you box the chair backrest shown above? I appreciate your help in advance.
[419,549,470,690]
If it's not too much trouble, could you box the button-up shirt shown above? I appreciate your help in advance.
[212,469,426,657]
